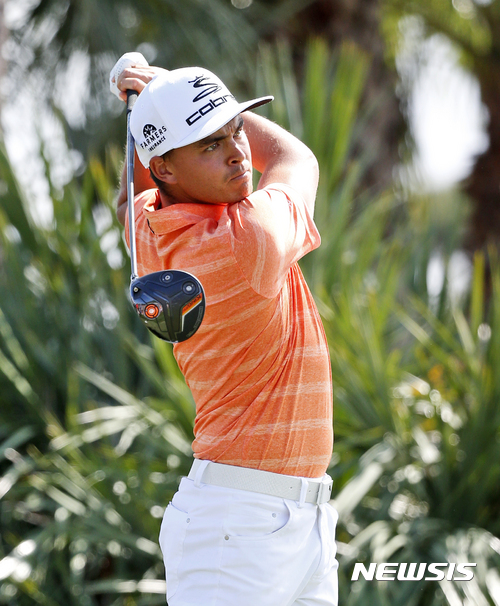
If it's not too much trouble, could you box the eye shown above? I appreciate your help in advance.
[205,142,219,152]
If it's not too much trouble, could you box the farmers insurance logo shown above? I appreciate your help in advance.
[185,74,235,126]
[351,562,477,582]
[140,123,167,154]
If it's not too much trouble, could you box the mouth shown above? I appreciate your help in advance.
[229,168,251,182]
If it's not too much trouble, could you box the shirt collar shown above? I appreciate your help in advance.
[144,189,228,235]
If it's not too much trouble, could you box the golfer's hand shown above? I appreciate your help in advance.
[110,53,167,102]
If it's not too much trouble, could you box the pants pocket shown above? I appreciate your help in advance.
[159,503,189,600]
[223,497,294,541]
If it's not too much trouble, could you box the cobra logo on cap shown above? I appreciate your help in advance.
[185,74,235,126]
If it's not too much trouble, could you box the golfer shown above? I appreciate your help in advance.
[111,56,338,606]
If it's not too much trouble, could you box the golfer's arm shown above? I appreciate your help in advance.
[243,112,319,215]
[115,150,156,225]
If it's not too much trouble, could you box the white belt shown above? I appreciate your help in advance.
[187,460,333,505]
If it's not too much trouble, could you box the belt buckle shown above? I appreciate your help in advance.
[316,478,333,504]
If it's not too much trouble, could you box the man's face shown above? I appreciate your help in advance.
[160,115,253,205]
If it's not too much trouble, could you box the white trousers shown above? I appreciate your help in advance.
[159,476,339,606]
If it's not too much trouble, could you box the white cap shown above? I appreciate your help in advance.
[130,67,273,167]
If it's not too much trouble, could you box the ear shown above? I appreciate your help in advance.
[150,155,177,185]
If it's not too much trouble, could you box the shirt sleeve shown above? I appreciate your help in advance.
[226,183,320,298]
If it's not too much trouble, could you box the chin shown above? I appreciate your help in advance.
[239,181,253,199]
[220,177,253,204]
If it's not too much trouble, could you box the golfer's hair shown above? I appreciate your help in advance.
[149,169,170,195]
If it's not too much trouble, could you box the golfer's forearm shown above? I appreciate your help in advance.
[243,112,319,214]
[115,149,156,225]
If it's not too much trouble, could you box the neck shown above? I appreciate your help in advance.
[158,189,179,208]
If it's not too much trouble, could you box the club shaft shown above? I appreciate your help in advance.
[126,91,139,280]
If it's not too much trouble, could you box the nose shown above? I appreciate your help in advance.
[228,138,245,164]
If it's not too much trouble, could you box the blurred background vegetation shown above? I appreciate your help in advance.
[1,0,500,604]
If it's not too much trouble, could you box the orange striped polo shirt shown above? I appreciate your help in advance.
[125,184,333,477]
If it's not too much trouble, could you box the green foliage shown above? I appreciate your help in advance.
[0,140,196,604]
[331,254,500,603]
[1,37,500,606]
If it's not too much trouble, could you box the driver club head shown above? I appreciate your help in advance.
[130,270,205,343]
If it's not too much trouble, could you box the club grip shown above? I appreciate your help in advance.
[127,89,138,113]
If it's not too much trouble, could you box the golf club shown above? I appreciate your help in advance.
[123,67,205,343]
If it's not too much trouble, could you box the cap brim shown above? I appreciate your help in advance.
[171,95,274,151]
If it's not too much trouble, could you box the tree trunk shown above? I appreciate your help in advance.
[466,56,500,251]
